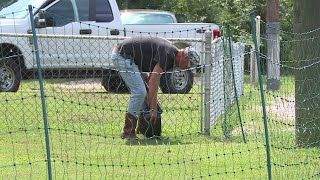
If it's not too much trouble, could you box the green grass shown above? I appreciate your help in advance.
[0,76,319,179]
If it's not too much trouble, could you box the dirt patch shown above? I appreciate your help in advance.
[52,78,104,90]
[267,98,295,121]
[232,96,295,136]
[252,96,295,121]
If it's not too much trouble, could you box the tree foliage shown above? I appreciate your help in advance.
[116,0,293,40]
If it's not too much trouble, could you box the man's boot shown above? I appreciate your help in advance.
[136,113,146,135]
[121,113,138,139]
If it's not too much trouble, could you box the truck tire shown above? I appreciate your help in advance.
[0,59,21,92]
[101,75,129,93]
[102,69,194,94]
[160,69,193,94]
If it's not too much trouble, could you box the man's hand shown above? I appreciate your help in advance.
[149,110,158,125]
[144,72,150,82]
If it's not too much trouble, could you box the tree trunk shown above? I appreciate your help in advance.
[294,0,320,147]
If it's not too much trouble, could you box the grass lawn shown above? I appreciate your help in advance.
[0,76,319,179]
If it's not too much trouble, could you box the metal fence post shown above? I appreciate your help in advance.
[226,25,246,143]
[204,31,212,135]
[28,5,52,180]
[250,12,272,180]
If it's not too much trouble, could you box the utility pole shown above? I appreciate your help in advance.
[294,0,320,147]
[266,0,280,91]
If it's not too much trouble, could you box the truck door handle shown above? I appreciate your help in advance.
[196,29,206,33]
[80,29,92,34]
[27,29,33,45]
[110,29,120,35]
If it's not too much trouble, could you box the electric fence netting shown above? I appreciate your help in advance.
[0,6,319,180]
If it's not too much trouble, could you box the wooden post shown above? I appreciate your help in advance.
[266,0,281,91]
[250,16,260,85]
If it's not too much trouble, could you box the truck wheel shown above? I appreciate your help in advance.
[101,76,129,93]
[0,59,21,92]
[160,69,193,94]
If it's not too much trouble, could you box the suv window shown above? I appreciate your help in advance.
[45,0,74,27]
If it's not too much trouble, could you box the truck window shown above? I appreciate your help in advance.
[121,13,175,24]
[95,0,113,22]
[76,0,89,21]
[45,0,74,27]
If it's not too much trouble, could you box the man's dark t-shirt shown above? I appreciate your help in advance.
[118,36,178,72]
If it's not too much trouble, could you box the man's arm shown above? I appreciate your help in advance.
[147,63,163,123]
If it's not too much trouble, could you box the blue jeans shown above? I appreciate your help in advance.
[111,50,147,119]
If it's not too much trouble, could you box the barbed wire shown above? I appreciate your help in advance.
[260,19,320,36]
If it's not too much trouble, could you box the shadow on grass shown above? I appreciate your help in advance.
[123,132,248,146]
[125,136,192,146]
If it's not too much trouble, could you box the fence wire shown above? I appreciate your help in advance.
[0,7,320,180]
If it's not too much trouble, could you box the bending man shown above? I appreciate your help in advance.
[111,35,200,139]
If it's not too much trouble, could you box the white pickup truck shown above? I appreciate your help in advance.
[0,0,219,93]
